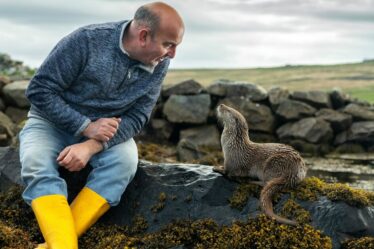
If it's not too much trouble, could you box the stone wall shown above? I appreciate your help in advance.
[147,79,374,160]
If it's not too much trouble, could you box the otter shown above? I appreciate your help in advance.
[214,104,307,226]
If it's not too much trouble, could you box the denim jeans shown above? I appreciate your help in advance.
[19,117,138,206]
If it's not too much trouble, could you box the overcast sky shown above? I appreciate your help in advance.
[1,0,374,69]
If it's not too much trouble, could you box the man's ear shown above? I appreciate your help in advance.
[139,29,148,47]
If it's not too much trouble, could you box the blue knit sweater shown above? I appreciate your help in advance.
[26,20,170,149]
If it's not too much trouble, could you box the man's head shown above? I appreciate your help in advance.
[125,2,184,66]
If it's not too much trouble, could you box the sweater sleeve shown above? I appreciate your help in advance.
[103,60,170,149]
[26,28,91,136]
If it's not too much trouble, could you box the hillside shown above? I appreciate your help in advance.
[165,61,374,103]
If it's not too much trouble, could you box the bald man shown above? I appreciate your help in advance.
[19,2,184,248]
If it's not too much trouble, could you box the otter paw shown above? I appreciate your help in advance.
[213,165,226,175]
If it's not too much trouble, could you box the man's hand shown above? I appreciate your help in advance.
[82,117,121,142]
[57,139,103,172]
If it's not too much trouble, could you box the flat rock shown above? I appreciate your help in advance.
[342,103,374,121]
[291,90,332,109]
[207,79,268,101]
[161,79,205,97]
[315,108,352,133]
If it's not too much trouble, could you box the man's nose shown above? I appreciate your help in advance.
[167,46,176,59]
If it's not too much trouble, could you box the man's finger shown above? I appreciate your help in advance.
[57,147,70,161]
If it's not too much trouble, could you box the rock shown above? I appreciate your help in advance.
[329,89,351,109]
[277,117,333,144]
[177,125,221,161]
[162,79,204,97]
[218,97,275,133]
[0,98,5,112]
[332,143,366,154]
[1,147,373,249]
[342,103,374,121]
[150,119,174,140]
[291,90,332,109]
[163,94,211,124]
[346,121,374,144]
[249,132,277,143]
[0,112,18,146]
[275,100,317,120]
[5,106,28,124]
[0,75,11,88]
[315,108,352,133]
[2,80,30,108]
[207,79,268,101]
[288,140,331,155]
[268,87,290,108]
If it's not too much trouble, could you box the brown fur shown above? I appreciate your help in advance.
[215,104,307,226]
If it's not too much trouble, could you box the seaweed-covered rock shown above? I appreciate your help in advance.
[1,147,374,249]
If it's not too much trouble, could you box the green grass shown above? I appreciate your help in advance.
[164,61,374,103]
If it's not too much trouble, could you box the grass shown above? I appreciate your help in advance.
[164,61,374,103]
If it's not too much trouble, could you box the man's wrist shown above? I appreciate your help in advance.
[84,139,104,154]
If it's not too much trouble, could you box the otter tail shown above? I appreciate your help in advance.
[260,177,297,226]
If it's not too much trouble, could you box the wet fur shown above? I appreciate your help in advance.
[215,104,307,226]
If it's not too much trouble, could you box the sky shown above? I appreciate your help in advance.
[1,0,374,69]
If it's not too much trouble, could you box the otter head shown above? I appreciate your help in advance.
[216,104,248,131]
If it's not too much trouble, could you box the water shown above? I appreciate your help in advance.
[305,154,374,191]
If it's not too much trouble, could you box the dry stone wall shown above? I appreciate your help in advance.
[148,79,374,161]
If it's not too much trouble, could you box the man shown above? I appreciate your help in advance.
[19,2,184,248]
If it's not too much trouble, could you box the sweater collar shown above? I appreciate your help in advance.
[119,20,155,74]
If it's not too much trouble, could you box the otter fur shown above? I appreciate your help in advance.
[214,104,307,226]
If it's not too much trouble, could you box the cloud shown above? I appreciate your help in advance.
[0,0,373,68]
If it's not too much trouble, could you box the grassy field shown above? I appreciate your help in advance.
[164,61,374,103]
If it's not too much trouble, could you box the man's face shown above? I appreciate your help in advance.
[141,26,184,66]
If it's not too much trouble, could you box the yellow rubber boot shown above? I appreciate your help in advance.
[70,187,110,237]
[36,187,110,248]
[31,195,78,249]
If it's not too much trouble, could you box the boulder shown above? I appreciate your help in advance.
[207,79,268,101]
[315,108,352,133]
[2,80,30,108]
[218,97,275,133]
[5,106,28,124]
[161,79,205,97]
[277,117,333,144]
[346,121,374,144]
[291,91,332,109]
[163,94,211,124]
[275,100,317,120]
[149,118,174,140]
[177,125,221,161]
[268,87,290,108]
[342,103,374,121]
[1,147,373,249]
[329,89,351,109]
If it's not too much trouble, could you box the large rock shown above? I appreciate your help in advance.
[315,108,352,133]
[161,79,205,97]
[177,125,221,161]
[275,100,317,120]
[329,89,351,109]
[268,87,290,109]
[163,94,211,124]
[2,80,30,108]
[277,117,333,144]
[218,97,275,133]
[207,79,268,101]
[345,121,374,144]
[1,147,373,249]
[291,91,332,109]
[342,103,374,121]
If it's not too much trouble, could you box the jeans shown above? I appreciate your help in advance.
[19,117,138,206]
